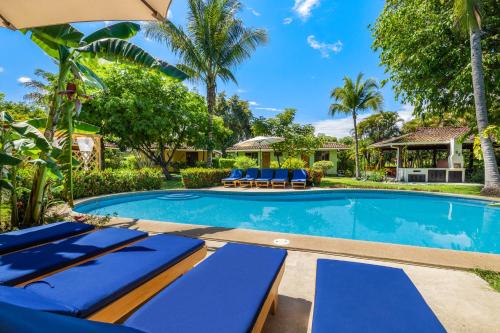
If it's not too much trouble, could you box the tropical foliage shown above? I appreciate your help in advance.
[144,0,267,167]
[180,168,230,188]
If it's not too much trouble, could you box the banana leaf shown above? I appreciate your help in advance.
[82,22,140,44]
[28,24,84,48]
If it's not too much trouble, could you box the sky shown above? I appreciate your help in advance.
[0,0,413,138]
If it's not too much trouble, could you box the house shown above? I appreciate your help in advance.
[370,127,473,183]
[226,142,349,175]
[167,147,221,167]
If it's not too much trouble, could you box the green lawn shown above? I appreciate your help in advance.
[161,174,184,189]
[320,177,484,196]
[474,269,500,292]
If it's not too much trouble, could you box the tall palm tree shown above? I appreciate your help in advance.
[329,73,383,179]
[144,0,267,167]
[454,0,500,194]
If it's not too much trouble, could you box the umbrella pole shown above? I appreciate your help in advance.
[259,147,262,169]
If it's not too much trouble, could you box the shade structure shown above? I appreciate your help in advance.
[235,136,284,168]
[0,0,172,30]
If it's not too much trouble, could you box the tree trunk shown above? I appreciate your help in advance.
[469,29,500,194]
[9,166,19,228]
[352,112,361,179]
[206,80,217,168]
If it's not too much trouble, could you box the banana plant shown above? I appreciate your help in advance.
[1,111,58,227]
[21,22,187,224]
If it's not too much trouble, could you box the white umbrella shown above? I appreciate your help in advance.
[0,0,172,30]
[235,136,284,168]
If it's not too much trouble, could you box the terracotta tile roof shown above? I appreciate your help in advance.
[371,127,471,148]
[226,141,349,151]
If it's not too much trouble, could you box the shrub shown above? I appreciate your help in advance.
[270,161,280,168]
[308,168,323,186]
[234,156,258,170]
[313,160,334,174]
[73,168,163,199]
[366,170,385,182]
[181,168,231,188]
[218,158,236,169]
[281,157,306,169]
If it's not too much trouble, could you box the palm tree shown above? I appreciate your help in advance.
[454,0,500,194]
[22,69,57,110]
[329,73,383,179]
[23,22,186,224]
[144,0,267,167]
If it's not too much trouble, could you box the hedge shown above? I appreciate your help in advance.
[181,168,230,188]
[73,168,163,199]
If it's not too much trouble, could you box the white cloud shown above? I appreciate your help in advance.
[249,101,259,106]
[283,17,293,25]
[307,35,342,58]
[236,88,246,94]
[255,107,283,112]
[248,8,260,16]
[293,0,321,20]
[313,107,415,138]
[17,76,32,84]
[167,9,173,19]
[0,66,4,73]
[104,21,111,27]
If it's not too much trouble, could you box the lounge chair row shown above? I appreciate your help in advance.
[0,223,445,332]
[222,168,308,189]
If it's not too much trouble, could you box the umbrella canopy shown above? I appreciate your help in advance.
[235,136,285,148]
[0,0,172,30]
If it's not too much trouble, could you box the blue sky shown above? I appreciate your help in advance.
[0,0,413,138]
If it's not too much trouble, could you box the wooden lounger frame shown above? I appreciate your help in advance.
[239,179,255,188]
[271,180,288,189]
[255,180,271,188]
[16,234,148,287]
[291,181,307,189]
[222,180,239,188]
[251,262,286,333]
[88,245,207,324]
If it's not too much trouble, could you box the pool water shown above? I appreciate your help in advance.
[75,190,500,254]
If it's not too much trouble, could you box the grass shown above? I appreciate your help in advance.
[474,269,500,292]
[320,177,484,196]
[161,174,184,190]
[0,203,11,231]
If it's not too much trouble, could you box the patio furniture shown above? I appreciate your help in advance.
[221,169,243,187]
[0,235,206,323]
[254,168,274,188]
[0,228,147,286]
[239,168,259,188]
[271,169,289,189]
[312,259,446,333]
[291,169,308,189]
[0,222,94,255]
[0,243,287,333]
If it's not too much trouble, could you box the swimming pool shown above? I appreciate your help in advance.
[75,190,500,254]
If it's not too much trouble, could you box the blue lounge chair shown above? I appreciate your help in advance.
[0,234,206,323]
[239,168,259,187]
[0,228,146,286]
[255,168,274,188]
[0,243,287,333]
[221,169,243,187]
[271,168,289,188]
[291,169,308,189]
[0,222,94,255]
[312,259,446,333]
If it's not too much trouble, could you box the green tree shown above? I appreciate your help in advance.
[252,108,323,165]
[0,93,46,121]
[357,111,402,142]
[82,64,216,179]
[22,22,186,224]
[215,93,253,154]
[22,69,57,110]
[453,0,500,193]
[144,0,267,167]
[329,73,383,178]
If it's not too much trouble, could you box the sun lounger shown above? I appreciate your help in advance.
[221,169,243,187]
[271,168,289,188]
[0,222,94,255]
[239,168,259,187]
[0,234,206,323]
[255,168,274,188]
[0,228,146,286]
[312,259,446,333]
[291,169,307,189]
[124,243,287,333]
[0,243,287,333]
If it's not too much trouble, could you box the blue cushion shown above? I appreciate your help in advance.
[0,301,144,333]
[255,178,271,182]
[271,178,288,182]
[125,243,287,333]
[0,285,75,315]
[23,234,204,317]
[243,168,259,179]
[223,169,243,180]
[259,168,274,179]
[0,228,146,285]
[273,169,289,180]
[0,222,94,255]
[221,177,240,181]
[312,259,446,333]
[292,169,307,181]
[291,179,306,182]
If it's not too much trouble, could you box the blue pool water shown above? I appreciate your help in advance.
[75,190,500,254]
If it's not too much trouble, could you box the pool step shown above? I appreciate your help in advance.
[158,193,201,201]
